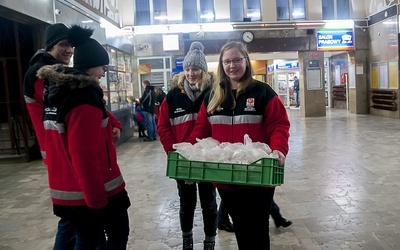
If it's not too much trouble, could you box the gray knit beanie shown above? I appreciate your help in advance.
[183,41,208,72]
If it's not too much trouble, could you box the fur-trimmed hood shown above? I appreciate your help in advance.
[38,64,103,108]
[37,64,99,89]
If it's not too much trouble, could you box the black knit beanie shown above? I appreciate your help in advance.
[69,25,109,70]
[45,23,70,51]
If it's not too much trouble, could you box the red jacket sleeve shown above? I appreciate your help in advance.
[25,78,45,153]
[107,110,122,131]
[186,103,212,144]
[157,98,177,153]
[264,96,290,155]
[65,105,108,209]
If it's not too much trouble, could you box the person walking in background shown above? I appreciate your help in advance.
[38,25,130,249]
[218,198,291,233]
[270,200,292,228]
[217,200,234,232]
[140,80,157,141]
[158,41,217,250]
[187,41,290,249]
[154,86,166,123]
[134,101,147,138]
[293,76,300,107]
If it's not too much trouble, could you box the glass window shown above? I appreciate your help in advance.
[135,0,150,25]
[322,0,349,19]
[230,0,244,22]
[183,0,198,23]
[165,58,171,69]
[276,0,289,21]
[322,0,334,19]
[153,0,168,24]
[292,0,305,20]
[200,0,215,22]
[139,58,165,69]
[246,0,261,21]
[337,0,350,19]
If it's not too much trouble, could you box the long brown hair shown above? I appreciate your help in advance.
[207,41,254,114]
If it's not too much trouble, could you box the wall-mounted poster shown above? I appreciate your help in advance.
[138,64,151,74]
[371,63,379,89]
[349,64,356,89]
[379,61,388,89]
[306,67,323,90]
[388,60,398,89]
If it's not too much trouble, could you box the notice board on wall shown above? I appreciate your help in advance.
[306,67,323,90]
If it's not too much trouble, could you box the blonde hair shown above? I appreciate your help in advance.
[207,41,254,114]
[174,70,210,93]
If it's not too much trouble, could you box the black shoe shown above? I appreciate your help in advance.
[204,241,215,250]
[183,236,193,250]
[275,218,292,228]
[218,222,234,232]
[142,138,154,142]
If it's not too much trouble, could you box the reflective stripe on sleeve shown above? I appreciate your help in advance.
[50,175,124,201]
[24,95,36,103]
[44,120,65,133]
[104,175,124,192]
[170,113,197,126]
[41,151,46,159]
[102,117,109,128]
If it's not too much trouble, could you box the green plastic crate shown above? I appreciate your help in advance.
[166,152,284,186]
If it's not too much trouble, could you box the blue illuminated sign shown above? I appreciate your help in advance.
[317,28,354,51]
[275,62,299,70]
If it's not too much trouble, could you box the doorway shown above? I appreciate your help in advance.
[274,71,299,108]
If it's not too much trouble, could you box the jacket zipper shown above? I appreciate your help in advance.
[106,141,111,170]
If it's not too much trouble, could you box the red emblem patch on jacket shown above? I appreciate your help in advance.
[245,98,256,111]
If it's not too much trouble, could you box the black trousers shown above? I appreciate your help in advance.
[176,180,217,237]
[218,187,275,250]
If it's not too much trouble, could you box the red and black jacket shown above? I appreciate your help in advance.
[38,65,127,210]
[23,50,59,158]
[188,80,290,189]
[158,82,210,153]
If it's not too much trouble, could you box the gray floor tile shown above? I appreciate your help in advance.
[1,108,400,249]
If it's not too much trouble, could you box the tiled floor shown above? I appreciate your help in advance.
[1,108,400,250]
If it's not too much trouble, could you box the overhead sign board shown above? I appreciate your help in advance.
[275,62,299,70]
[317,28,354,51]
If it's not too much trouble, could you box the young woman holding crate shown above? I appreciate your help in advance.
[157,41,217,250]
[187,41,290,250]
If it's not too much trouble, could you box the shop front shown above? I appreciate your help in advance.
[271,62,300,108]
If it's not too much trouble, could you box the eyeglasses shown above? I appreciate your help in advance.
[222,57,245,66]
[102,66,108,72]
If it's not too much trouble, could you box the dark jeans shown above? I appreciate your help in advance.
[143,111,156,140]
[53,218,75,250]
[176,180,217,237]
[270,199,282,223]
[53,190,130,250]
[218,187,275,250]
[68,206,129,250]
[295,90,300,106]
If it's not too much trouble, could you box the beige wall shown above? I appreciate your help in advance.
[306,0,322,20]
[261,1,277,21]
